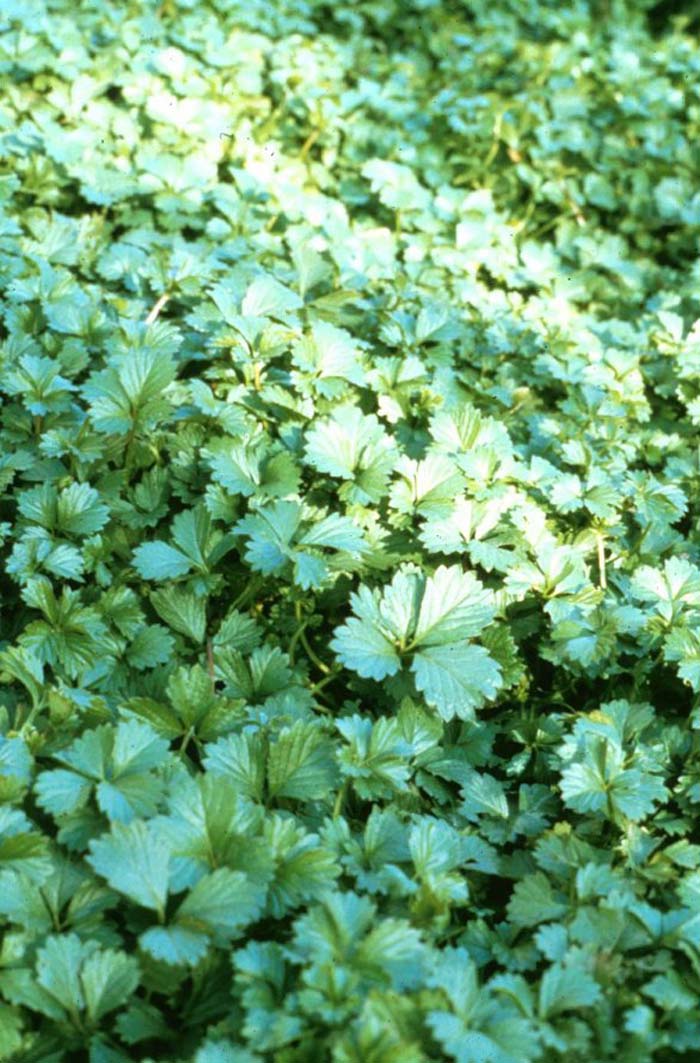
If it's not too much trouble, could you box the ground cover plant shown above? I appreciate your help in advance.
[3,0,700,1059]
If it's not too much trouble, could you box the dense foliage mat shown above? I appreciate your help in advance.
[2,0,700,1059]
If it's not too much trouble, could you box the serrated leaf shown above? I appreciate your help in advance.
[267,721,338,800]
[87,821,171,916]
[413,567,495,646]
[538,961,601,1018]
[241,276,303,318]
[150,586,207,642]
[177,867,264,941]
[132,541,192,581]
[412,643,502,721]
[81,947,141,1022]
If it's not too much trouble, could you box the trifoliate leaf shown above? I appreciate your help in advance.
[304,405,397,504]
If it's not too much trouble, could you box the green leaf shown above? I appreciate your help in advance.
[330,588,402,681]
[83,348,176,434]
[203,733,267,801]
[0,1003,22,1060]
[631,556,700,622]
[538,960,601,1017]
[336,715,411,798]
[87,821,171,917]
[176,867,264,941]
[412,643,502,721]
[81,946,141,1023]
[0,807,52,881]
[150,586,207,642]
[139,925,209,968]
[0,935,139,1026]
[140,868,263,967]
[37,720,168,824]
[132,541,192,580]
[56,483,110,537]
[507,873,568,928]
[35,768,93,816]
[267,721,338,801]
[235,501,365,589]
[460,771,509,820]
[0,736,33,798]
[127,624,175,670]
[241,276,303,318]
[332,567,501,717]
[263,816,339,916]
[642,971,698,1012]
[304,404,397,504]
[412,567,496,646]
[291,321,365,396]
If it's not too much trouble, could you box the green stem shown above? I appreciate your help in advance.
[288,619,310,665]
[230,576,263,612]
[513,194,538,234]
[300,628,331,675]
[206,638,216,694]
[124,427,138,475]
[180,726,194,758]
[333,779,349,818]
[596,531,607,590]
[526,215,561,241]
[483,138,501,170]
[145,291,170,325]
[18,698,43,737]
[308,670,340,697]
[299,127,321,160]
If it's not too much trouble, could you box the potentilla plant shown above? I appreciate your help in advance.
[0,0,699,1060]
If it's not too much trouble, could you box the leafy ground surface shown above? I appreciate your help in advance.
[2,0,700,1060]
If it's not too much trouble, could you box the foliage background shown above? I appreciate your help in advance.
[2,0,700,1059]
